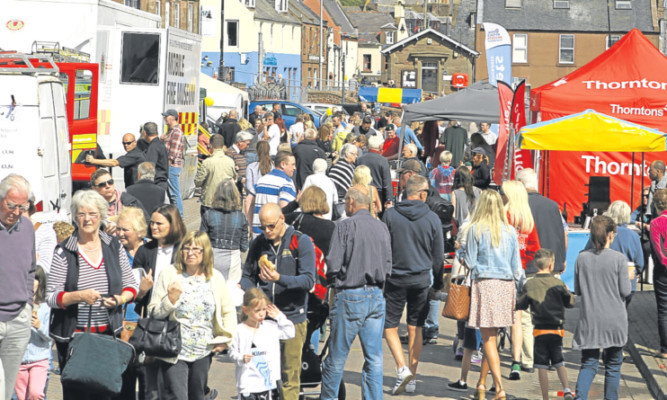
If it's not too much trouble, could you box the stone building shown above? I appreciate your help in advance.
[381,28,478,95]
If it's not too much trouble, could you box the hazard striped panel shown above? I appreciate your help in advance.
[98,109,111,136]
[179,111,198,136]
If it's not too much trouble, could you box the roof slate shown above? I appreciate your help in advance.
[344,9,396,45]
[322,0,357,36]
[481,0,655,33]
[255,0,301,24]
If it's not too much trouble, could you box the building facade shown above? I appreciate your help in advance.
[381,28,478,95]
[116,0,200,33]
[290,0,328,88]
[475,0,662,88]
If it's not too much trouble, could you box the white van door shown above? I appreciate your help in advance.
[38,79,71,214]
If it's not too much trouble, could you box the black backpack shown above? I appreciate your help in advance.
[425,188,456,252]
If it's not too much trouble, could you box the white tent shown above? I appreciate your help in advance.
[199,73,249,120]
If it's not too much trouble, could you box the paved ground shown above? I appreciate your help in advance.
[44,197,660,399]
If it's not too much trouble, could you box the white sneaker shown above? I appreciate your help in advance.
[405,380,416,393]
[471,350,483,365]
[391,366,414,395]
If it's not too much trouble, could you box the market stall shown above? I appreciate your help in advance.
[517,109,667,289]
[530,28,667,219]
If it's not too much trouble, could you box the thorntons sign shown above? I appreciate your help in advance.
[583,79,667,90]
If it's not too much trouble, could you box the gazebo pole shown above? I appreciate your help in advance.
[630,152,635,211]
[641,152,645,292]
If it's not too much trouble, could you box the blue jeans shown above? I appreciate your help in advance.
[423,299,440,339]
[168,166,183,216]
[321,286,385,400]
[575,346,623,400]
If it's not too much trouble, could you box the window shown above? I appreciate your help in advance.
[512,34,527,63]
[386,31,394,45]
[363,54,371,72]
[73,70,93,120]
[553,0,569,8]
[224,67,235,82]
[559,34,574,64]
[124,0,140,9]
[227,21,239,47]
[187,3,193,32]
[244,0,255,7]
[505,0,522,8]
[284,104,300,117]
[165,1,170,27]
[155,0,160,16]
[606,35,621,49]
[615,0,631,9]
[121,32,160,84]
[174,2,180,28]
[275,0,287,12]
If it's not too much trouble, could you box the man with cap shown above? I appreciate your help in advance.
[382,124,401,160]
[86,133,145,187]
[471,147,491,190]
[142,122,170,193]
[161,109,185,216]
[353,116,378,137]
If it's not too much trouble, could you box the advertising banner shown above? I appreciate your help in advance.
[510,81,532,178]
[482,23,512,87]
[493,81,514,183]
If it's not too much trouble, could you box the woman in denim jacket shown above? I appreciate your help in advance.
[464,190,524,400]
[201,179,249,284]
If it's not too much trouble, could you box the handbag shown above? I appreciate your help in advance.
[129,311,181,358]
[120,304,138,343]
[61,305,135,396]
[442,269,471,321]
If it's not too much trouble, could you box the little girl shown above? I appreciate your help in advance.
[230,288,295,400]
[14,266,51,400]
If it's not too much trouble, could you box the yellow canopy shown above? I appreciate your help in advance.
[517,109,667,152]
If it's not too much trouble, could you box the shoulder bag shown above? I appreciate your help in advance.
[442,268,471,321]
[61,305,135,395]
[129,309,181,358]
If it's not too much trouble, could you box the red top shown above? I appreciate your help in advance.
[507,211,541,270]
[383,137,400,158]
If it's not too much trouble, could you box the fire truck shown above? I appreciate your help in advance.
[2,0,202,197]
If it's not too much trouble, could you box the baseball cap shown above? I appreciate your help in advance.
[386,123,396,131]
[162,109,178,119]
[472,147,486,156]
[396,159,422,174]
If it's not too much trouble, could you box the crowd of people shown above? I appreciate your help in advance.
[0,103,665,400]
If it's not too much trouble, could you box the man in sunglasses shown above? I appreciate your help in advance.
[85,133,145,187]
[0,174,35,400]
[241,203,316,400]
[90,169,145,232]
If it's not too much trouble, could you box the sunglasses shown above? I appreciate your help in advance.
[122,140,135,146]
[95,179,114,188]
[260,217,282,231]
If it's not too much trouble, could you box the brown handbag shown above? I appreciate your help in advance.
[442,269,471,321]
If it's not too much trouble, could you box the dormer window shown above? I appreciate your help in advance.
[244,0,255,7]
[275,0,287,13]
[386,31,395,44]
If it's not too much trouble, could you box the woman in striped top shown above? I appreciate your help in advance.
[47,190,138,400]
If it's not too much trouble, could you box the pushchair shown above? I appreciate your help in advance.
[298,299,346,400]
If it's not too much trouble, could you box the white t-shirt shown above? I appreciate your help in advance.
[289,122,304,145]
[152,245,174,301]
[263,124,281,156]
[481,130,498,145]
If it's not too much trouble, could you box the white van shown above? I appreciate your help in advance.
[0,55,71,216]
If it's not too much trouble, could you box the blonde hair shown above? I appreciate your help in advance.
[470,190,510,247]
[241,288,270,321]
[238,118,251,130]
[502,180,534,234]
[174,231,214,280]
[352,165,373,186]
[117,206,148,238]
[440,151,452,165]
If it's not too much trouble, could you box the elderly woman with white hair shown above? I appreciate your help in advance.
[302,158,339,220]
[584,200,644,301]
[47,190,138,400]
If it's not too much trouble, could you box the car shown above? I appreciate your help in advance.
[302,102,345,116]
[249,100,322,130]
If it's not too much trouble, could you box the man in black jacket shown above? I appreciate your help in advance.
[358,135,394,207]
[292,128,326,190]
[220,109,241,148]
[382,175,444,395]
[126,162,169,217]
[142,122,170,193]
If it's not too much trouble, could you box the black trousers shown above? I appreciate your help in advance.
[159,354,212,400]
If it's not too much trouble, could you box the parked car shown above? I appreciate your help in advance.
[302,103,344,116]
[249,100,322,129]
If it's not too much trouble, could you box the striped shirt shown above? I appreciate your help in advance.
[328,159,355,200]
[226,145,248,181]
[47,235,138,330]
[253,169,297,234]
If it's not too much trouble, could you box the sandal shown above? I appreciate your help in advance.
[474,384,487,399]
[493,388,507,400]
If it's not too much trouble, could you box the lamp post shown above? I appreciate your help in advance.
[341,51,345,104]
[218,0,225,81]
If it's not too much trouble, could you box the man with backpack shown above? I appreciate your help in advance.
[240,203,316,400]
